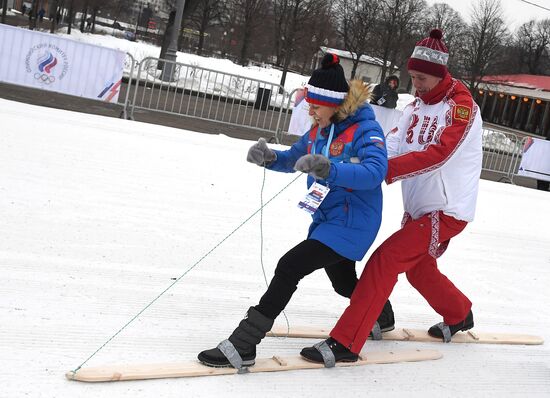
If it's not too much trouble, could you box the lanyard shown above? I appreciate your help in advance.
[311,124,335,158]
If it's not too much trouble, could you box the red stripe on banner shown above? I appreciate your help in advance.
[104,80,122,102]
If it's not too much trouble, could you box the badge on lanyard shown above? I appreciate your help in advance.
[298,182,330,215]
[297,124,334,214]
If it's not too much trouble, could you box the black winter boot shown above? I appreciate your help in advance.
[428,310,474,342]
[198,307,274,368]
[300,337,358,366]
[369,300,395,340]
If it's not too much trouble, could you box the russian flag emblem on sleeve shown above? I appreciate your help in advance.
[370,135,385,148]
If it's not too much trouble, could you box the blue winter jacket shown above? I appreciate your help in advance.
[268,101,388,260]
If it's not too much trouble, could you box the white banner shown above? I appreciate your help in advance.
[518,137,550,182]
[370,104,403,136]
[287,88,312,136]
[0,24,125,103]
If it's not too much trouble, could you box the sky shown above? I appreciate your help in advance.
[426,0,550,31]
[1,93,550,396]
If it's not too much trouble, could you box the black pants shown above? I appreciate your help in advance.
[255,239,357,320]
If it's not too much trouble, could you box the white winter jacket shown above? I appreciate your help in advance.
[385,74,482,222]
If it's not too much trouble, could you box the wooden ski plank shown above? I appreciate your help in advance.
[268,326,544,345]
[65,349,442,382]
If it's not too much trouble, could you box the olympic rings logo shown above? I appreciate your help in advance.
[34,73,56,84]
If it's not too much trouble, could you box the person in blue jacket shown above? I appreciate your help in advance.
[198,53,390,369]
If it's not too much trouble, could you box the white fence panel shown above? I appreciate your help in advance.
[518,137,550,182]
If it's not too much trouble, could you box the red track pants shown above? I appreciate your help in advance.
[330,211,471,354]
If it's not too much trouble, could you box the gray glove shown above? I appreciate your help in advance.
[247,138,276,166]
[294,154,331,180]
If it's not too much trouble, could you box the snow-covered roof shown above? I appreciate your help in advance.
[320,46,394,68]
[480,74,550,92]
[478,74,550,100]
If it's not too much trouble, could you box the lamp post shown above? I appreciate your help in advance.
[161,0,186,81]
[135,2,143,35]
[221,31,227,57]
[1,0,8,24]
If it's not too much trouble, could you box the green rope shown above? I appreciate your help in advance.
[259,167,290,338]
[71,172,302,374]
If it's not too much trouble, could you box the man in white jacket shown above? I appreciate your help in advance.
[301,28,483,365]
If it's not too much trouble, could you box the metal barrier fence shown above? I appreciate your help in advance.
[127,57,291,135]
[481,128,524,181]
[119,52,137,120]
[273,87,301,144]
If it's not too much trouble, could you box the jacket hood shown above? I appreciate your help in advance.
[385,75,399,86]
[334,79,373,122]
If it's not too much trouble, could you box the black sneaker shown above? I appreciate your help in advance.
[369,300,395,338]
[198,346,256,368]
[300,337,359,364]
[428,310,474,341]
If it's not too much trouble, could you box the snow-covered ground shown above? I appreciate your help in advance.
[1,97,549,397]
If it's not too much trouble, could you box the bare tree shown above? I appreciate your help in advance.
[79,0,89,32]
[28,0,39,30]
[459,0,509,92]
[188,0,228,55]
[423,3,468,76]
[230,0,268,65]
[67,0,75,34]
[275,0,329,88]
[334,0,381,79]
[100,0,133,21]
[293,4,335,74]
[61,0,135,35]
[88,0,113,33]
[516,19,550,75]
[272,0,290,66]
[49,0,58,33]
[373,0,427,81]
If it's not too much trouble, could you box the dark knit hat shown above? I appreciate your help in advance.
[306,53,349,107]
[407,29,449,78]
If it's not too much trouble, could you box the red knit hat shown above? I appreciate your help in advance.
[407,29,449,78]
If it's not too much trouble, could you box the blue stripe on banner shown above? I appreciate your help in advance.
[306,91,343,106]
[98,82,114,98]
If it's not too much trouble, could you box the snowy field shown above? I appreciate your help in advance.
[1,96,549,397]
